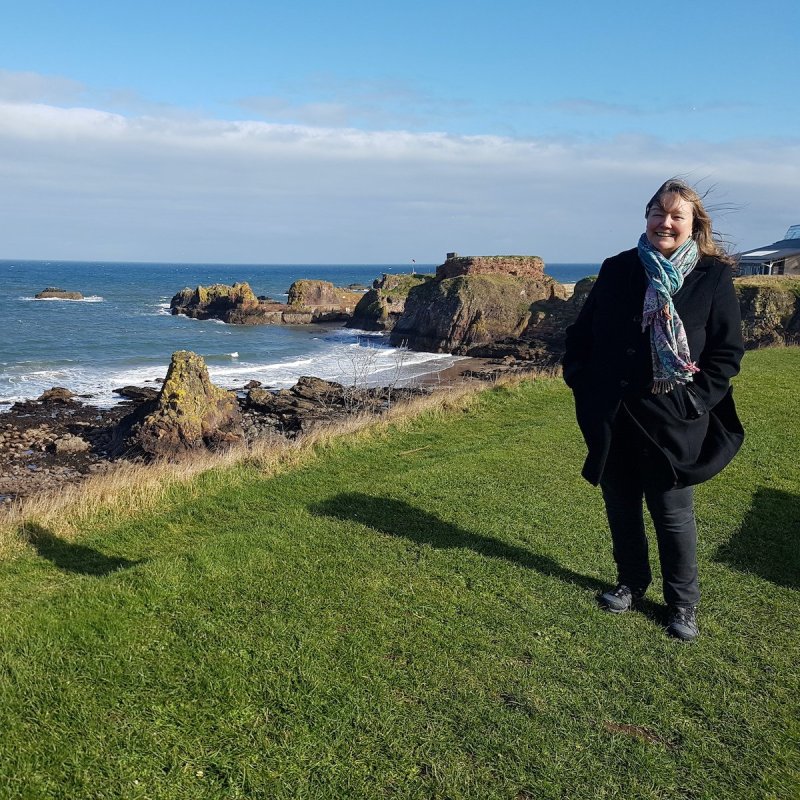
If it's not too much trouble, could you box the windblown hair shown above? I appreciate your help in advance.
[646,178,733,263]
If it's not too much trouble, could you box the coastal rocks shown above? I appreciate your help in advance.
[734,276,800,348]
[113,386,160,402]
[51,434,91,453]
[0,398,136,503]
[390,254,566,353]
[35,287,84,300]
[507,275,596,352]
[0,357,496,503]
[170,280,364,325]
[114,351,243,459]
[170,282,283,324]
[287,280,364,321]
[348,273,432,331]
[243,376,432,437]
[38,387,77,403]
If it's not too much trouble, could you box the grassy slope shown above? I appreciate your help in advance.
[0,348,798,800]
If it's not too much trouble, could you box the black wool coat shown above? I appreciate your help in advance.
[563,248,745,488]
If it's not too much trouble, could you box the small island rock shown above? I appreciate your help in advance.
[35,287,84,300]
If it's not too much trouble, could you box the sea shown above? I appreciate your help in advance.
[2,260,599,409]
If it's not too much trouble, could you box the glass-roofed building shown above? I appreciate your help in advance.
[736,226,800,276]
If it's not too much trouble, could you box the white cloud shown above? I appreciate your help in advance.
[0,99,797,262]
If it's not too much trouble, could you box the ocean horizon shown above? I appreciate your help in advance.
[4,259,599,408]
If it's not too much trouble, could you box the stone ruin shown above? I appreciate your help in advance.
[436,252,546,280]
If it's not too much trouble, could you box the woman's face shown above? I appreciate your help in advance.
[646,193,694,257]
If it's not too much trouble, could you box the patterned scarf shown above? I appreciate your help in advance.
[637,233,700,393]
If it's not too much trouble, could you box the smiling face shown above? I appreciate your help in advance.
[645,192,694,257]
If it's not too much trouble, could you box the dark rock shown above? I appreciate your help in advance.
[291,376,345,402]
[113,386,160,402]
[38,387,77,403]
[35,287,84,300]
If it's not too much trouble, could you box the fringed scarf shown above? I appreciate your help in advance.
[637,233,700,393]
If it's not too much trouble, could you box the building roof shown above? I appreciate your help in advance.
[737,226,800,262]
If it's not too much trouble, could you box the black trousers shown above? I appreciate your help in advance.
[599,408,699,607]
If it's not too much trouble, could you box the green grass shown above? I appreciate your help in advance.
[1,348,799,799]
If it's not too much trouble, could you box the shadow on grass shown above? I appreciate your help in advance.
[310,492,610,596]
[715,487,800,589]
[23,523,143,576]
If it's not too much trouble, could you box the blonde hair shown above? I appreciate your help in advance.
[646,178,732,263]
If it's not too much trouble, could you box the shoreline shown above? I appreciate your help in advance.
[0,355,527,506]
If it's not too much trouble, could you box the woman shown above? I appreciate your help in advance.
[563,178,744,641]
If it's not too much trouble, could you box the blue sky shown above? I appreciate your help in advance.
[1,0,798,262]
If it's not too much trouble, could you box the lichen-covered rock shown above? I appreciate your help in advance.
[348,273,432,331]
[466,276,596,361]
[390,271,566,353]
[170,282,281,324]
[35,287,84,300]
[170,280,362,325]
[735,276,800,348]
[117,351,243,458]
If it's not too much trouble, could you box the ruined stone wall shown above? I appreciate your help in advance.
[436,254,545,280]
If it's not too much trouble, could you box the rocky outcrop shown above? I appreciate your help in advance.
[464,274,800,361]
[112,351,243,459]
[243,376,431,437]
[389,254,566,353]
[35,287,83,300]
[465,276,596,362]
[37,387,77,403]
[169,282,284,324]
[735,276,800,348]
[517,276,596,348]
[170,280,363,325]
[348,273,432,331]
[287,280,363,321]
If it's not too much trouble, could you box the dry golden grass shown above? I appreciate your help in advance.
[0,373,539,560]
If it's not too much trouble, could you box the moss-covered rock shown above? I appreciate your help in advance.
[348,273,433,331]
[117,351,243,459]
[390,273,566,353]
[735,276,800,348]
[170,282,264,322]
[169,280,360,325]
